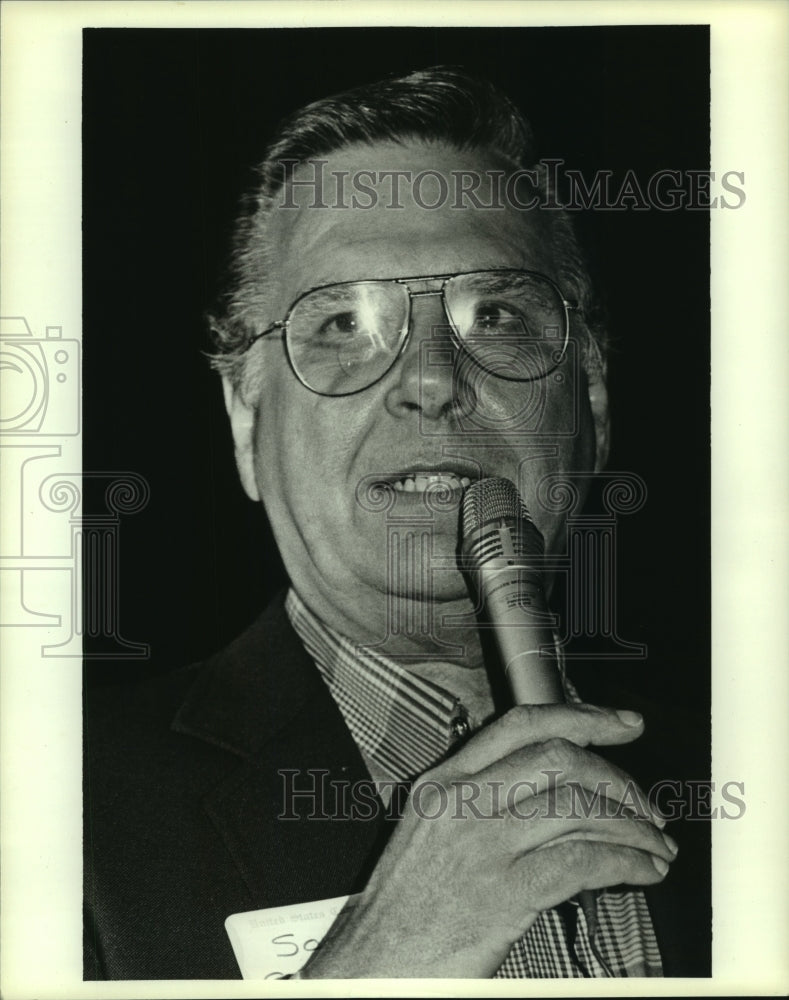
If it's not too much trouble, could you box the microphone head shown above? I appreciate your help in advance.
[461,477,544,562]
[461,477,533,535]
[461,478,561,705]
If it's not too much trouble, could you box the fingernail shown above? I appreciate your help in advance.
[616,709,643,727]
[662,833,679,855]
[652,856,669,875]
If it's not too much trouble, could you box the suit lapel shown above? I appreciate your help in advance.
[172,595,391,907]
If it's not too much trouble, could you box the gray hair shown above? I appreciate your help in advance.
[208,66,607,392]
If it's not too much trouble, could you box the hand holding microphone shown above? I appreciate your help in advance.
[460,477,669,974]
[299,478,675,979]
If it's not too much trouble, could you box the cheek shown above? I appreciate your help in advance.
[248,378,304,505]
[538,397,597,552]
[536,377,597,496]
[249,380,368,512]
[469,347,585,436]
[538,360,596,456]
[507,371,596,528]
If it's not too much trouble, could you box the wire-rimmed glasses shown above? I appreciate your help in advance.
[243,269,576,396]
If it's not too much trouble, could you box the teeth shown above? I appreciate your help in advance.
[390,474,473,493]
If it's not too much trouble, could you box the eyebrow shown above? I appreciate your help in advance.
[305,284,365,301]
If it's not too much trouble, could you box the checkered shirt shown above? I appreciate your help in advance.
[285,589,663,978]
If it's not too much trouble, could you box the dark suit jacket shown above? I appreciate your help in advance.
[84,595,710,979]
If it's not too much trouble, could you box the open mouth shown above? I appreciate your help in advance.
[389,472,474,493]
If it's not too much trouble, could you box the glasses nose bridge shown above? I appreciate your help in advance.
[397,276,456,351]
[397,274,451,298]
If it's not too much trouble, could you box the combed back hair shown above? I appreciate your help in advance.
[208,65,607,392]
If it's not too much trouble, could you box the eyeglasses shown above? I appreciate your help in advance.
[243,269,576,396]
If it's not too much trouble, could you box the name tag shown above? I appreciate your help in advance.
[225,894,359,979]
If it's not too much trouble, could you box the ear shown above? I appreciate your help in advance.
[221,376,261,502]
[587,365,610,472]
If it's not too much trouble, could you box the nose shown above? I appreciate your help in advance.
[383,291,475,422]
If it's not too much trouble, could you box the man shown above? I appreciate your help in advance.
[85,67,686,979]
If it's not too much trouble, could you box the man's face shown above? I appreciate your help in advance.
[225,141,608,658]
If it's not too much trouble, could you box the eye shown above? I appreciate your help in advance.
[317,311,360,339]
[471,301,524,334]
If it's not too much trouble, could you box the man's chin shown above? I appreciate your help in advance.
[375,575,471,605]
[353,514,467,594]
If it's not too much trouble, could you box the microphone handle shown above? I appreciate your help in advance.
[476,559,563,705]
[459,481,608,973]
[476,557,605,967]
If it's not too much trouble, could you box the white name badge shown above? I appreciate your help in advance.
[225,894,360,979]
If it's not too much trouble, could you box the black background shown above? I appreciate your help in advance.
[83,26,711,972]
[83,27,710,695]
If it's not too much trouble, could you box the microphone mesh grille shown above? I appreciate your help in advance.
[462,477,535,536]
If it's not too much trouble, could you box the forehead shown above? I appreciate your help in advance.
[264,140,554,309]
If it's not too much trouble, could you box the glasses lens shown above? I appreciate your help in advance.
[288,282,409,394]
[445,271,567,381]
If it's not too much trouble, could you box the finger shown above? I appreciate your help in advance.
[499,789,678,864]
[449,703,645,777]
[466,735,662,827]
[518,840,672,913]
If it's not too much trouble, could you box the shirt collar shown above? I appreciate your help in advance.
[285,589,471,783]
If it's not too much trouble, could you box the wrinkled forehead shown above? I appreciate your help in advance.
[263,140,554,302]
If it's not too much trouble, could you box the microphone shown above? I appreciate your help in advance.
[461,477,609,972]
[460,476,562,705]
